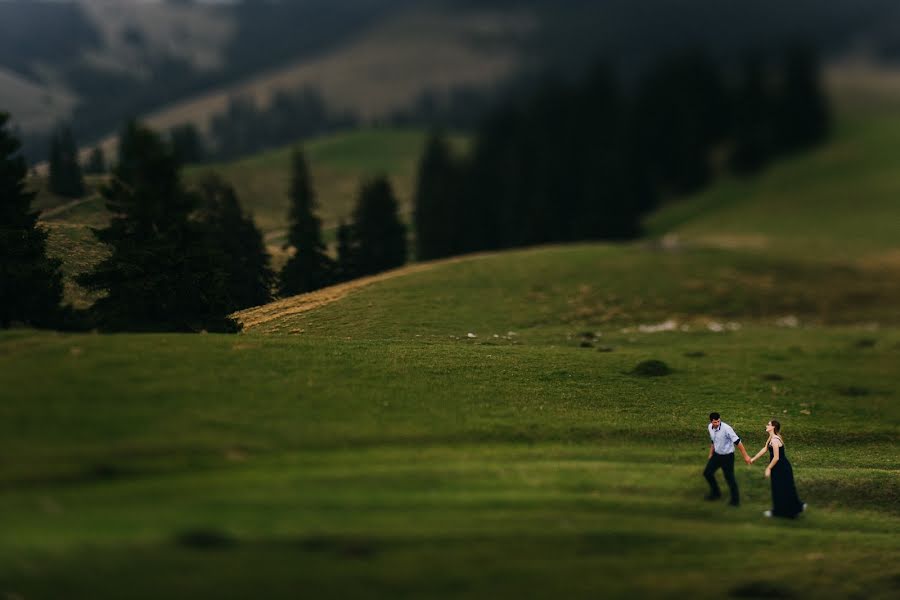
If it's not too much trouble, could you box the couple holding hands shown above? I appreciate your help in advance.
[704,412,806,518]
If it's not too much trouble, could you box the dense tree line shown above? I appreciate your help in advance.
[0,112,66,328]
[76,121,273,332]
[414,45,830,259]
[2,112,407,331]
[1,43,828,332]
[207,89,357,162]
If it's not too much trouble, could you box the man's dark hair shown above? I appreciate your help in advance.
[709,412,721,421]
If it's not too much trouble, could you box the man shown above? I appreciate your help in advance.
[704,412,752,506]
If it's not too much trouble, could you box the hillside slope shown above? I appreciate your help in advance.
[644,115,900,262]
[2,246,898,598]
[643,65,900,262]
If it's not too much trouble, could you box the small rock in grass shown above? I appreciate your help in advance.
[776,316,800,328]
[467,333,477,338]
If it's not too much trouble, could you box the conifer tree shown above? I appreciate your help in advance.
[631,52,728,194]
[729,55,774,175]
[350,176,407,277]
[48,123,85,197]
[195,174,274,311]
[773,44,830,153]
[413,131,459,260]
[335,219,355,282]
[279,148,333,295]
[78,120,237,332]
[0,112,64,328]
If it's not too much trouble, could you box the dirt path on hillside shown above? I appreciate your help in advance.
[232,252,499,331]
[39,197,95,220]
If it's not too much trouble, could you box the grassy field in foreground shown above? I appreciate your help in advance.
[1,242,898,599]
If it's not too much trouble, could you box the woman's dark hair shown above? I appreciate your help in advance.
[770,420,781,434]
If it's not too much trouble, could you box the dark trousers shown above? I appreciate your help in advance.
[704,452,739,504]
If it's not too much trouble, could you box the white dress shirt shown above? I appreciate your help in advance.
[709,421,741,455]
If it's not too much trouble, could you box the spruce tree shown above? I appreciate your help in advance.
[631,52,728,194]
[279,148,333,295]
[729,55,774,175]
[350,176,407,277]
[78,120,236,332]
[413,131,459,260]
[335,219,355,282]
[48,123,85,198]
[774,45,830,153]
[0,112,64,328]
[195,174,274,311]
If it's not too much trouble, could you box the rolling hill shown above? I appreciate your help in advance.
[6,66,900,598]
[3,245,898,598]
[7,0,900,167]
[34,63,900,309]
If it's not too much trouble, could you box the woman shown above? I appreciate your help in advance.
[750,420,806,518]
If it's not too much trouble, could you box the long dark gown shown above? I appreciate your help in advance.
[769,441,804,518]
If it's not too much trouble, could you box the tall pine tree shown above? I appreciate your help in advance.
[78,120,236,332]
[774,44,830,153]
[279,148,333,295]
[413,131,459,260]
[0,112,64,328]
[729,54,775,175]
[349,176,407,277]
[195,174,274,311]
[631,51,729,195]
[335,219,356,282]
[48,123,85,198]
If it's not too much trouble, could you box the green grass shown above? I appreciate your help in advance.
[10,97,900,597]
[645,115,900,260]
[1,242,898,598]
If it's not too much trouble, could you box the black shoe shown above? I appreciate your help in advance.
[704,493,722,501]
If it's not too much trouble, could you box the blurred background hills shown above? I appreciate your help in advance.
[5,0,900,161]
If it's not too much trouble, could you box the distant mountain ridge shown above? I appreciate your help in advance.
[4,0,900,161]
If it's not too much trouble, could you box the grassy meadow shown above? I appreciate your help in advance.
[2,241,898,598]
[7,89,900,597]
[645,115,900,262]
